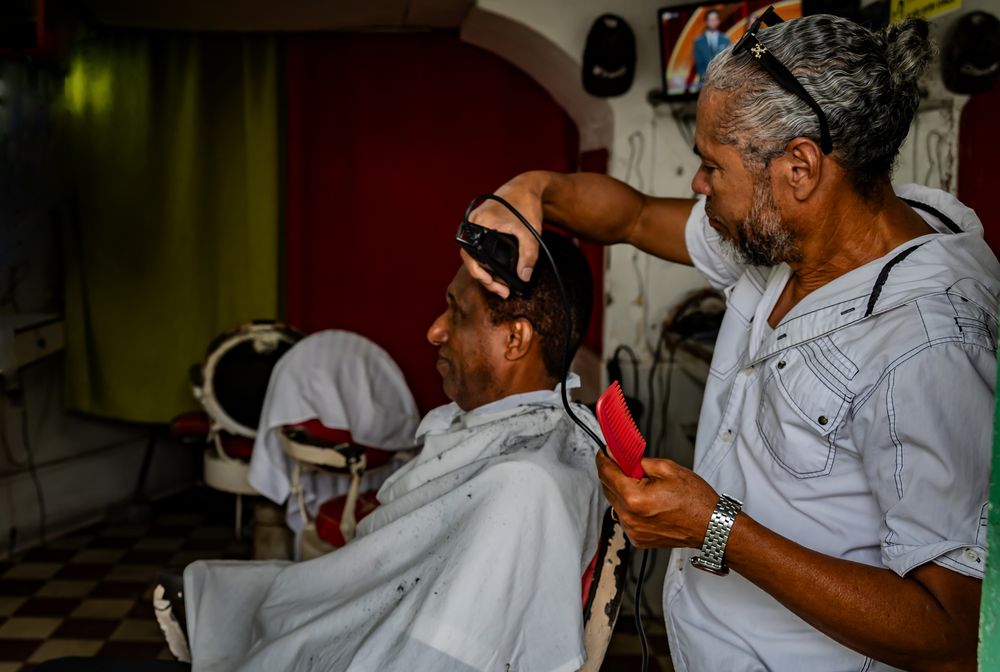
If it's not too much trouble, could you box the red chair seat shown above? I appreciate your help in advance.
[218,434,255,461]
[315,490,381,547]
[170,411,212,442]
[287,419,397,470]
[171,412,253,460]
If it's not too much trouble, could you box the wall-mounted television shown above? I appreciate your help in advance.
[657,0,803,102]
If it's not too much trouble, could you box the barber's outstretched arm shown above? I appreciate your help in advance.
[466,171,697,297]
[596,453,981,672]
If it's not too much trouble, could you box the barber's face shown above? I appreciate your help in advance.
[427,267,506,411]
[691,89,801,266]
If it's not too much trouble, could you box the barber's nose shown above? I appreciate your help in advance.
[427,312,448,346]
[692,169,711,197]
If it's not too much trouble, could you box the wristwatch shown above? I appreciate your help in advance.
[690,494,742,576]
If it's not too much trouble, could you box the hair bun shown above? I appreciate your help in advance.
[884,19,935,90]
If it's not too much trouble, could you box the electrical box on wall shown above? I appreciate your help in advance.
[896,98,961,196]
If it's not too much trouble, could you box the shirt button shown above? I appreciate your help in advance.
[777,361,786,369]
[721,430,733,442]
[818,416,829,426]
[964,548,981,563]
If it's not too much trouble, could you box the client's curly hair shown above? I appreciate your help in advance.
[482,231,594,379]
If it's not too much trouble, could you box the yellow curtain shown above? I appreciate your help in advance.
[61,34,279,423]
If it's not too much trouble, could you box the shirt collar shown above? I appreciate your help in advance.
[415,374,581,441]
[747,184,995,365]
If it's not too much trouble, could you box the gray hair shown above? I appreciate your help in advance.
[704,14,935,197]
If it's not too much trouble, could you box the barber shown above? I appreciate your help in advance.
[464,12,998,672]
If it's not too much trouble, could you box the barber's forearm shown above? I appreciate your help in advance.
[506,171,695,265]
[725,514,978,671]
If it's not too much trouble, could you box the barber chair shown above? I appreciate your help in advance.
[243,329,420,558]
[171,321,303,536]
[580,509,630,670]
[280,420,414,559]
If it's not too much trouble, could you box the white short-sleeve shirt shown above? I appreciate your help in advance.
[664,184,1000,672]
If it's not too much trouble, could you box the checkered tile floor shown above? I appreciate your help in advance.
[0,487,669,671]
[0,488,250,671]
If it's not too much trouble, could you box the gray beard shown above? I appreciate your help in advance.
[718,175,802,267]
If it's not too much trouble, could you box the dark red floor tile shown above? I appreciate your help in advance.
[149,525,191,537]
[52,617,121,639]
[19,547,78,563]
[88,581,149,599]
[182,537,230,550]
[0,638,44,661]
[55,564,111,580]
[0,579,44,596]
[13,597,81,617]
[120,550,174,565]
[86,536,139,550]
[97,640,165,659]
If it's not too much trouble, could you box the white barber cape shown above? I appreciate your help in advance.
[248,330,420,534]
[185,379,605,672]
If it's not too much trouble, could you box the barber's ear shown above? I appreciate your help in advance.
[504,318,535,362]
[777,136,823,201]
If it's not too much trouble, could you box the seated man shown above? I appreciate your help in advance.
[179,232,603,671]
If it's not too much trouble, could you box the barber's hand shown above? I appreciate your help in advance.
[465,177,544,298]
[595,451,719,550]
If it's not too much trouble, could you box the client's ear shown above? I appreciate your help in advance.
[504,318,535,362]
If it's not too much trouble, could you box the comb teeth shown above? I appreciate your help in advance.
[595,381,646,478]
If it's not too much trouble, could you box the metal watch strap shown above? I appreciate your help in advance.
[690,494,742,576]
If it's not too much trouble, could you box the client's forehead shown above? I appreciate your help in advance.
[448,265,487,310]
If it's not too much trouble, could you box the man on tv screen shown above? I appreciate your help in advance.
[693,9,730,82]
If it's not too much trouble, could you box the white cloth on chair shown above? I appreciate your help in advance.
[248,330,420,533]
[185,382,605,672]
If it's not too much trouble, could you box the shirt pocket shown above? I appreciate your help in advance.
[755,347,854,479]
[710,279,756,380]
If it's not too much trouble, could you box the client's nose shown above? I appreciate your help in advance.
[427,312,448,346]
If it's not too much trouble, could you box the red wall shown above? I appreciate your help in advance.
[285,33,602,413]
[959,84,1000,255]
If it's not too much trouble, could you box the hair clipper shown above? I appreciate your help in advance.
[456,219,531,296]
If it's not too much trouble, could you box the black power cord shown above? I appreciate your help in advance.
[468,194,651,672]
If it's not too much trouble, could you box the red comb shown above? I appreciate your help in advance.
[595,381,646,478]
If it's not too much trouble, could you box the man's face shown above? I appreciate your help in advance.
[706,11,721,31]
[690,89,801,266]
[427,266,507,411]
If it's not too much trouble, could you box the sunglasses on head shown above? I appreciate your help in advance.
[733,6,833,154]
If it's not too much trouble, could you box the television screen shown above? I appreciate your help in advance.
[658,0,803,101]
